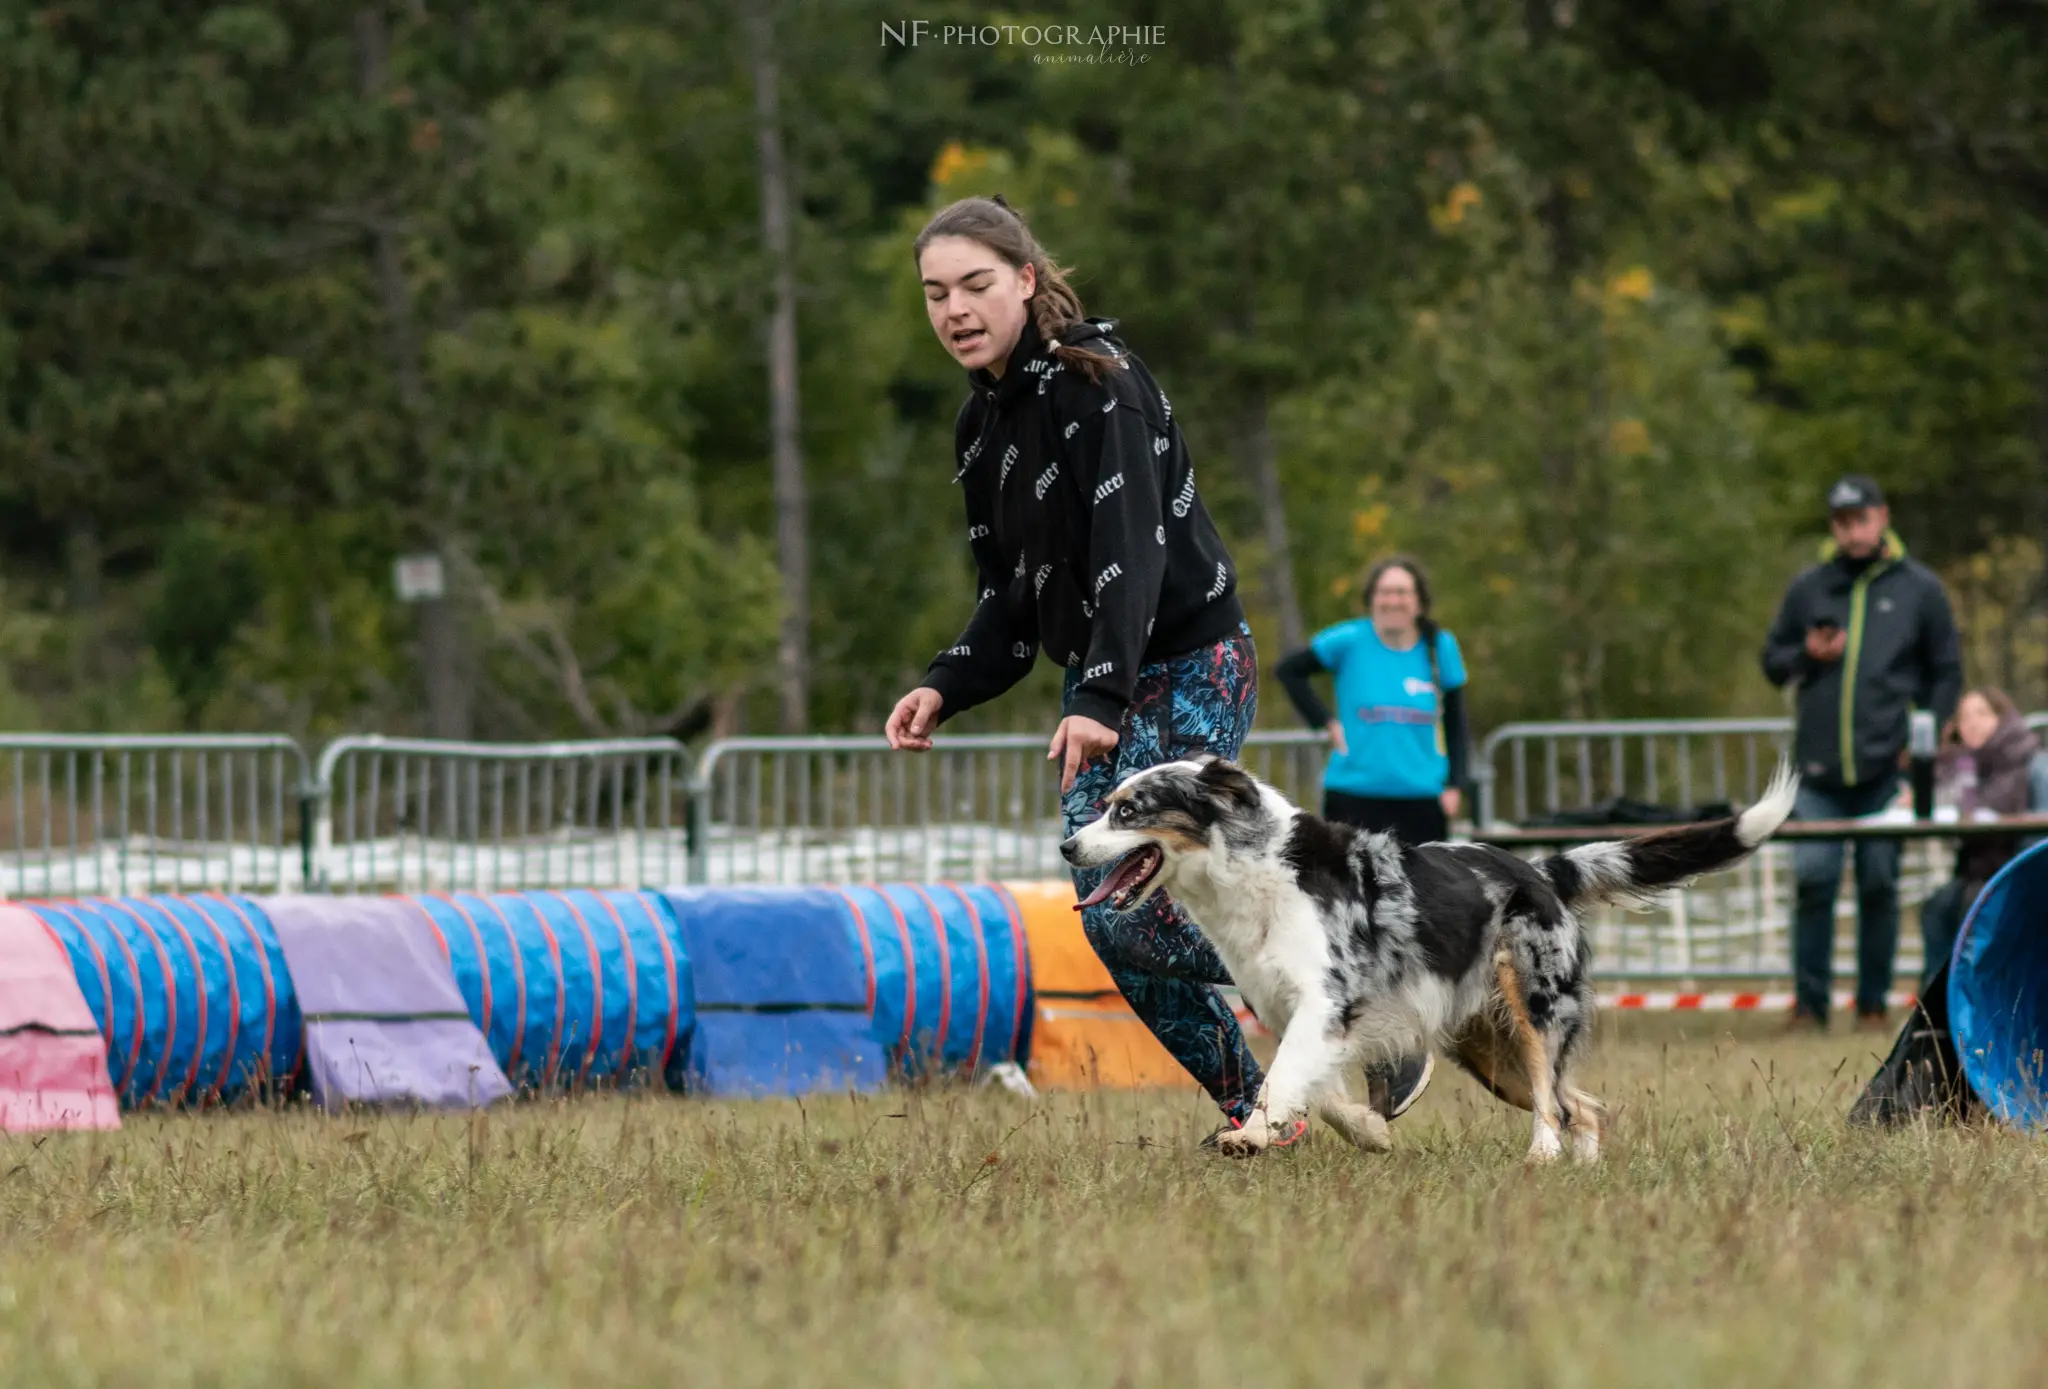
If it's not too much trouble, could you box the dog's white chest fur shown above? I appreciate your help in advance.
[1172,860,1325,1037]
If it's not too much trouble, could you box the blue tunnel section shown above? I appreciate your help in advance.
[842,883,1030,1080]
[660,886,887,1097]
[659,884,1033,1097]
[407,891,692,1092]
[30,896,302,1107]
[1950,840,2048,1130]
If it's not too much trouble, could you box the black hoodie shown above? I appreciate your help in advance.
[922,314,1245,728]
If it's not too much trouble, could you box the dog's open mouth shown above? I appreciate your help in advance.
[1074,845,1163,912]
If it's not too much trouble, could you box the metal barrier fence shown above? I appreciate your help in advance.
[0,734,310,898]
[683,730,1328,886]
[5,718,2043,985]
[1477,718,1792,827]
[311,736,692,893]
[1477,713,2048,827]
[1504,839,1950,981]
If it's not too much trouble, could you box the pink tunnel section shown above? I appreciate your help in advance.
[0,903,120,1132]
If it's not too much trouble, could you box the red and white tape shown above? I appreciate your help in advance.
[1228,988,1917,1032]
[1597,988,1917,1013]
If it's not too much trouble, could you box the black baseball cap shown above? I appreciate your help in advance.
[1825,474,1885,512]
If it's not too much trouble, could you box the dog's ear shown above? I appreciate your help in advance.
[1193,756,1262,813]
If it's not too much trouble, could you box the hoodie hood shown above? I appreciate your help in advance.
[965,314,1124,404]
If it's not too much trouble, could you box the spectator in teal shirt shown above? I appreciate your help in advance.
[1277,555,1472,846]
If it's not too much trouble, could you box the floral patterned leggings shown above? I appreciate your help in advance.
[1061,625,1263,1122]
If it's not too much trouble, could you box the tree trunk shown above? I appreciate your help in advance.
[2036,296,2048,707]
[64,521,100,697]
[748,0,810,734]
[356,7,469,740]
[1237,382,1305,651]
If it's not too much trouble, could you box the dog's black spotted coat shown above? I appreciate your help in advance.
[1256,756,1775,1077]
[1280,811,1591,1049]
[1069,754,1792,1156]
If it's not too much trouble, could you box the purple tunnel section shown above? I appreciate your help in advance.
[264,896,512,1112]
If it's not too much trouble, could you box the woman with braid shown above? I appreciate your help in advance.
[883,195,1431,1144]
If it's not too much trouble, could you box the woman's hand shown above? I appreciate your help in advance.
[1049,715,1120,793]
[884,687,944,751]
[1324,720,1348,757]
[1440,786,1462,821]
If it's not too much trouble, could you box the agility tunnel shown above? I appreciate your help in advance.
[0,879,1238,1128]
[659,884,1030,1095]
[1947,839,2048,1128]
[11,890,691,1114]
[1855,839,2048,1129]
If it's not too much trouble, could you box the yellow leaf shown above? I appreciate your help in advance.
[1435,181,1483,228]
[1055,187,1077,207]
[1609,418,1652,456]
[1351,503,1388,540]
[1487,574,1514,597]
[930,140,991,189]
[1608,266,1654,302]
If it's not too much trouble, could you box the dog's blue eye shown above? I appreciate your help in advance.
[1115,803,1134,821]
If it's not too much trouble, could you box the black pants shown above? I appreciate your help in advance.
[1322,790,1448,846]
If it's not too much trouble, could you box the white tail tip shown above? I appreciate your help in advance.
[1736,762,1800,848]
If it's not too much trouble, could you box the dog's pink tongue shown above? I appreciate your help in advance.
[1074,855,1143,910]
[1073,879,1118,910]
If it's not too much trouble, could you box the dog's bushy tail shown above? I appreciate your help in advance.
[1539,763,1798,911]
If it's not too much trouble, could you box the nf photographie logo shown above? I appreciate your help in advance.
[882,20,1165,64]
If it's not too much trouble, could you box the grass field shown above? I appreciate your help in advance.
[0,1013,2042,1388]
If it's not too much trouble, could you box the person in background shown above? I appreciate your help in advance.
[1918,688,2041,981]
[1276,555,1471,845]
[1761,475,1963,1030]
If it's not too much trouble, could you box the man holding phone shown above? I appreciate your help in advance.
[1761,475,1963,1029]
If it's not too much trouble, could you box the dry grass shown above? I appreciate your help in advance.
[0,1014,2042,1388]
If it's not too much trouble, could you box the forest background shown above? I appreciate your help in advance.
[4,1,2045,745]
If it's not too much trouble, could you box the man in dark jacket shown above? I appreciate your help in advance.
[1761,475,1963,1029]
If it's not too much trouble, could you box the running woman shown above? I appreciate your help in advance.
[883,195,1429,1141]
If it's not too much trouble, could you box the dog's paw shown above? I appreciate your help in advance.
[1212,1122,1261,1155]
[1571,1128,1602,1165]
[1214,1121,1269,1158]
[1319,1100,1392,1154]
[1525,1125,1565,1166]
